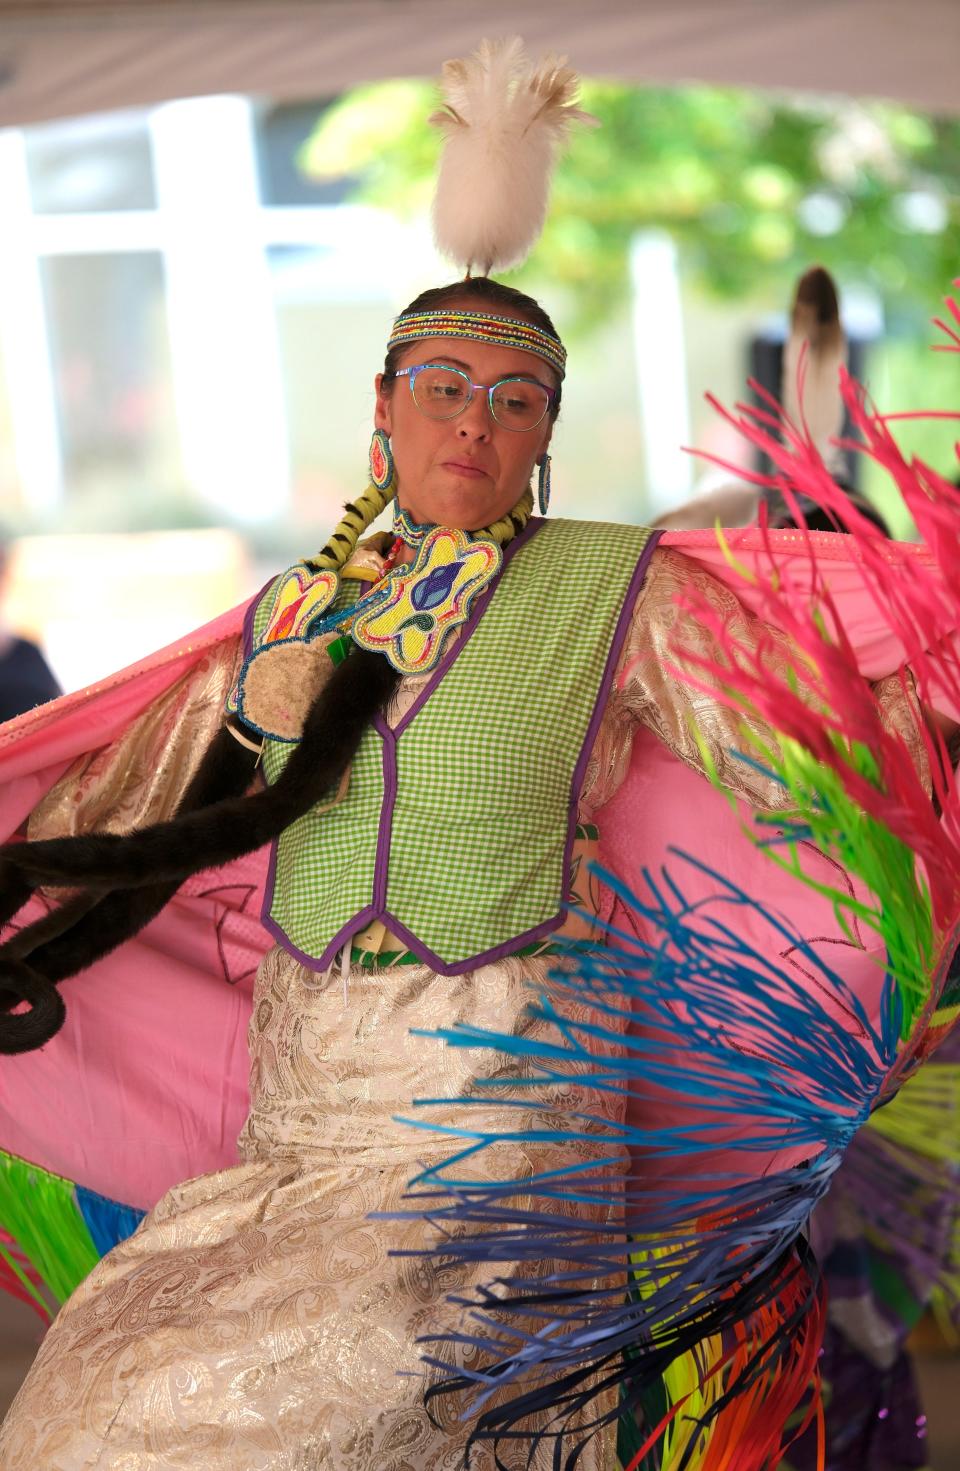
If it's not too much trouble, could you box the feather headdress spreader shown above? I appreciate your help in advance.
[429,36,597,276]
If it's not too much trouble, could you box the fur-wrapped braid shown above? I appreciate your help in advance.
[0,648,401,1053]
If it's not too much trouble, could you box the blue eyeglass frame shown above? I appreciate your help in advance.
[394,361,557,431]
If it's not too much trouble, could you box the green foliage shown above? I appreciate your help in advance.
[301,80,959,331]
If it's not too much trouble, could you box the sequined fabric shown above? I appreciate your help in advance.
[609,546,822,812]
[596,547,929,811]
[28,645,242,842]
[0,949,623,1470]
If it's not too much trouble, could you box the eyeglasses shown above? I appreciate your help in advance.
[394,362,556,432]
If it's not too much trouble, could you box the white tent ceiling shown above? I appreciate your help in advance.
[0,0,958,127]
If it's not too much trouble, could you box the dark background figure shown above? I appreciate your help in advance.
[0,531,61,724]
[771,485,892,534]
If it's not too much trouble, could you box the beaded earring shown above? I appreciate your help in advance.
[537,453,552,516]
[369,428,397,493]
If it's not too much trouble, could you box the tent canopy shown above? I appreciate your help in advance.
[0,0,958,127]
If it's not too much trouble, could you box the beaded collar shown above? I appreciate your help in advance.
[230,489,536,739]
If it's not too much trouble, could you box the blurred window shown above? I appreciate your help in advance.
[24,111,156,214]
[267,244,390,525]
[39,252,183,508]
[0,338,20,510]
[255,101,356,207]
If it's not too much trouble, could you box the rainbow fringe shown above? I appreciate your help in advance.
[386,286,960,1470]
[0,1149,144,1322]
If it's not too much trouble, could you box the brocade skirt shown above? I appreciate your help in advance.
[0,947,625,1470]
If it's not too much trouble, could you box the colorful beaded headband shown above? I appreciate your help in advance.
[388,310,566,380]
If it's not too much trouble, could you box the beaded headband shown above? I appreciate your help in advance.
[387,309,566,380]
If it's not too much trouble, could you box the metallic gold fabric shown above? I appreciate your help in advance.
[872,669,931,793]
[610,547,802,811]
[605,548,930,812]
[0,949,623,1470]
[28,642,243,843]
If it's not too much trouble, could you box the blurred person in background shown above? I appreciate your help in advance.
[656,268,892,537]
[0,529,60,724]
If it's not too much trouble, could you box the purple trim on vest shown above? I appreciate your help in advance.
[392,517,542,736]
[374,724,398,911]
[561,526,663,883]
[361,910,566,975]
[266,523,662,977]
[242,577,274,659]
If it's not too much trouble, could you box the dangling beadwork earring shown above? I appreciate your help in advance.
[369,428,397,492]
[536,453,552,516]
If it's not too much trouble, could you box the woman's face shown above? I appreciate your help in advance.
[374,320,556,530]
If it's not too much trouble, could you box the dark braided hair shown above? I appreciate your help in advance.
[0,278,562,1053]
[0,650,399,1053]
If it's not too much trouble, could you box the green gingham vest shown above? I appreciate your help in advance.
[256,518,656,974]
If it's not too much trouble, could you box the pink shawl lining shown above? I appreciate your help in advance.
[0,532,949,1208]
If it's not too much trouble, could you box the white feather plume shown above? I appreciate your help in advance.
[429,36,597,275]
[782,266,847,475]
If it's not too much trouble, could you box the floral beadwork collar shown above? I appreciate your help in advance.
[351,527,501,674]
[231,525,503,741]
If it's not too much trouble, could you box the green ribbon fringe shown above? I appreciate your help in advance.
[0,1149,100,1305]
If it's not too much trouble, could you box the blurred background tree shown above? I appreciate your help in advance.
[302,80,959,333]
[301,79,959,535]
